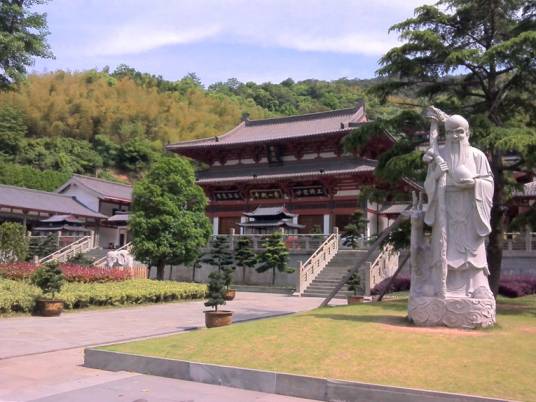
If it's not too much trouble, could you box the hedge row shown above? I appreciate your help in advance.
[371,275,536,298]
[0,263,132,282]
[0,278,207,314]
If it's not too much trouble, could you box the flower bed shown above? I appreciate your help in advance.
[0,263,132,282]
[0,278,207,314]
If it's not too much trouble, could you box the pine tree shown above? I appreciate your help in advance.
[234,236,257,284]
[256,231,292,286]
[204,271,226,311]
[347,0,536,295]
[202,236,235,290]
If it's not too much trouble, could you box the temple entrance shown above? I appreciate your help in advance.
[298,215,323,234]
[219,216,240,235]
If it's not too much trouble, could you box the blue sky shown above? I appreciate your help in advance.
[32,0,431,85]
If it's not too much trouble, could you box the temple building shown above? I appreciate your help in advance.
[167,102,413,236]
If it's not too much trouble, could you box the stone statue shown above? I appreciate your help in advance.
[106,249,134,269]
[407,106,496,328]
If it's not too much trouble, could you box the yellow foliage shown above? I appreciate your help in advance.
[0,71,268,144]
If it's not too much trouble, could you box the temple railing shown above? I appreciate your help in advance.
[295,228,340,295]
[213,232,329,253]
[502,232,536,255]
[362,243,399,295]
[38,235,95,264]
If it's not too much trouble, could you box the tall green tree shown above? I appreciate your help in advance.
[353,0,536,295]
[130,156,211,280]
[256,231,292,286]
[0,221,28,263]
[0,105,26,157]
[0,0,53,90]
[234,236,257,284]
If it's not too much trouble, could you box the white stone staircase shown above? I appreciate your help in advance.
[38,235,97,264]
[301,250,367,298]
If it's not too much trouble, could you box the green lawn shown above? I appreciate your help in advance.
[102,294,536,402]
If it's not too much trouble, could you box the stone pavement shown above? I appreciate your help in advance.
[0,292,341,401]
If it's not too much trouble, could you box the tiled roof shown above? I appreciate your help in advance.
[40,215,82,223]
[57,174,132,202]
[0,184,106,219]
[379,204,410,215]
[167,103,367,150]
[244,206,297,218]
[239,221,305,229]
[108,213,129,222]
[196,157,376,184]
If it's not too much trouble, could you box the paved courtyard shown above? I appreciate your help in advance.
[0,292,341,401]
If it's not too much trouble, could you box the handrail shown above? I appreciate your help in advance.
[296,228,339,295]
[39,235,93,264]
[93,242,132,267]
[502,232,535,253]
[320,212,408,307]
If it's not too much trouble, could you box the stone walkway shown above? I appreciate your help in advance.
[0,292,341,401]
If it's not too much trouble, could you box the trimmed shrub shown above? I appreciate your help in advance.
[371,274,536,298]
[499,275,536,298]
[0,279,41,313]
[371,276,411,296]
[0,278,207,313]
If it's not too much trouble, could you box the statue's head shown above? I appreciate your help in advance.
[445,115,470,144]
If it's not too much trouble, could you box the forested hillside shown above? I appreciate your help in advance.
[0,66,401,190]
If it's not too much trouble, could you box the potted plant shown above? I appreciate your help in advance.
[32,261,65,316]
[203,236,236,300]
[204,271,233,328]
[346,269,364,304]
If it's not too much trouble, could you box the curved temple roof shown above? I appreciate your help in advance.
[167,102,367,150]
[0,184,106,219]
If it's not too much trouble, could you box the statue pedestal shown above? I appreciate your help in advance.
[408,296,496,329]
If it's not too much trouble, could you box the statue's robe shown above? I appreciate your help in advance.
[424,145,494,298]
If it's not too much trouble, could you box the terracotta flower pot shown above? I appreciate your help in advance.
[223,289,236,301]
[35,299,64,316]
[204,310,233,328]
[347,295,364,305]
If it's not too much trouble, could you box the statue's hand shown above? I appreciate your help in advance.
[455,178,475,188]
[437,160,448,173]
[423,148,436,164]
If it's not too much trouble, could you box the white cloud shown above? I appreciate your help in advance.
[88,25,221,56]
[271,32,400,56]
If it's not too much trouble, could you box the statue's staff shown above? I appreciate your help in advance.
[424,106,449,298]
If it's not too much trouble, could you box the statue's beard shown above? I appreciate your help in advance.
[446,136,469,169]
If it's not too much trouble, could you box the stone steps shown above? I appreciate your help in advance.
[301,250,364,299]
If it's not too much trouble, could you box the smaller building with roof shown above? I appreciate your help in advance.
[239,206,305,234]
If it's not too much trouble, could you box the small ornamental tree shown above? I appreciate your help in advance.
[202,236,235,290]
[234,236,257,284]
[0,222,28,263]
[204,271,226,311]
[29,233,58,258]
[32,261,64,299]
[346,270,363,296]
[130,156,211,280]
[256,231,293,286]
[342,211,368,249]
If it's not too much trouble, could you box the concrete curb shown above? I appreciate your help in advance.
[84,349,504,402]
